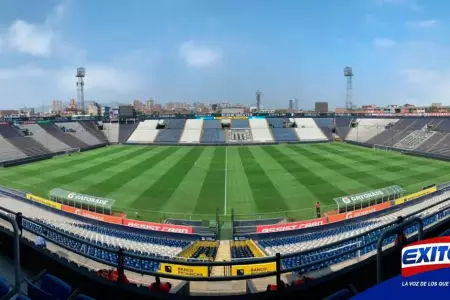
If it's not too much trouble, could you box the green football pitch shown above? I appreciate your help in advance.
[1,142,450,222]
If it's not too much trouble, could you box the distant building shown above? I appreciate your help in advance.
[153,104,162,112]
[133,100,143,111]
[88,102,100,116]
[101,106,111,116]
[69,99,77,110]
[289,100,294,111]
[0,110,19,117]
[20,107,35,116]
[295,98,299,111]
[52,100,63,113]
[145,99,154,112]
[221,107,245,115]
[315,102,328,113]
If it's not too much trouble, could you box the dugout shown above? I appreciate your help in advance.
[333,185,404,213]
[49,188,115,214]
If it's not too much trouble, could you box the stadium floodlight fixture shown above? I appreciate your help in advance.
[344,67,353,77]
[76,67,86,78]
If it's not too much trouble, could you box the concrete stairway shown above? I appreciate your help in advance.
[211,240,231,276]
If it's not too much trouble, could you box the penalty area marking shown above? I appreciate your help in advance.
[224,146,228,216]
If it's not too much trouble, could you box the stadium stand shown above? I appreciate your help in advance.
[346,118,397,143]
[18,123,72,153]
[231,241,255,259]
[179,119,204,143]
[0,123,51,157]
[154,129,184,144]
[232,120,250,129]
[201,129,226,144]
[179,241,218,261]
[102,123,119,143]
[58,122,104,146]
[118,123,138,143]
[165,119,187,129]
[294,118,328,141]
[152,119,185,144]
[335,117,352,140]
[393,130,436,150]
[3,136,51,157]
[257,190,450,273]
[267,118,288,128]
[270,128,299,142]
[126,120,160,144]
[314,119,335,141]
[249,119,274,143]
[39,123,89,148]
[0,123,25,138]
[79,121,109,144]
[228,129,253,143]
[0,140,27,163]
[199,119,225,144]
[424,133,450,156]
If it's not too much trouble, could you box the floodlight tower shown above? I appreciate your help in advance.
[344,66,354,110]
[76,67,86,113]
[256,90,261,111]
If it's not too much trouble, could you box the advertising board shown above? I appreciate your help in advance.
[61,205,123,224]
[122,219,193,234]
[394,187,437,205]
[256,217,327,233]
[158,263,208,277]
[26,194,61,210]
[231,262,276,276]
[328,202,391,223]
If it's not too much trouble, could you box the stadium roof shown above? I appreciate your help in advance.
[333,185,404,209]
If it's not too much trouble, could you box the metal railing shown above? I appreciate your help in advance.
[0,212,22,299]
[376,217,424,283]
[1,193,449,285]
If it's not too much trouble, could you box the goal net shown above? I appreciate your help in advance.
[373,144,392,152]
[65,148,81,155]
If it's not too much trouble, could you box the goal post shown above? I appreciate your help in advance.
[373,144,391,152]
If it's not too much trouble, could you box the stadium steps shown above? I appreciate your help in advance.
[211,241,231,276]
[247,240,266,257]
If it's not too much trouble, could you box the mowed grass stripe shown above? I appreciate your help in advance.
[79,147,176,196]
[194,147,226,215]
[131,147,205,210]
[1,146,130,181]
[292,145,400,190]
[250,146,317,211]
[163,147,215,215]
[226,147,258,216]
[323,144,450,184]
[263,146,348,202]
[107,147,192,209]
[238,147,289,212]
[3,147,144,196]
[34,147,152,191]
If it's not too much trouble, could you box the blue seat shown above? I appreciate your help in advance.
[0,277,10,298]
[40,274,72,300]
[74,294,96,300]
[17,295,32,300]
[27,278,58,300]
[324,288,352,300]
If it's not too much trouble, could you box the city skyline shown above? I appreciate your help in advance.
[1,0,449,109]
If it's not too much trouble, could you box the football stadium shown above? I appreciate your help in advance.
[0,115,450,299]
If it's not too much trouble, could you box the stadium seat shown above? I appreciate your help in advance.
[40,274,73,300]
[74,294,96,300]
[323,288,353,300]
[0,276,11,298]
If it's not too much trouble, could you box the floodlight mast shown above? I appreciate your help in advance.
[344,66,354,110]
[76,67,86,113]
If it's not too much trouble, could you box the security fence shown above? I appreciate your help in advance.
[0,192,448,287]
